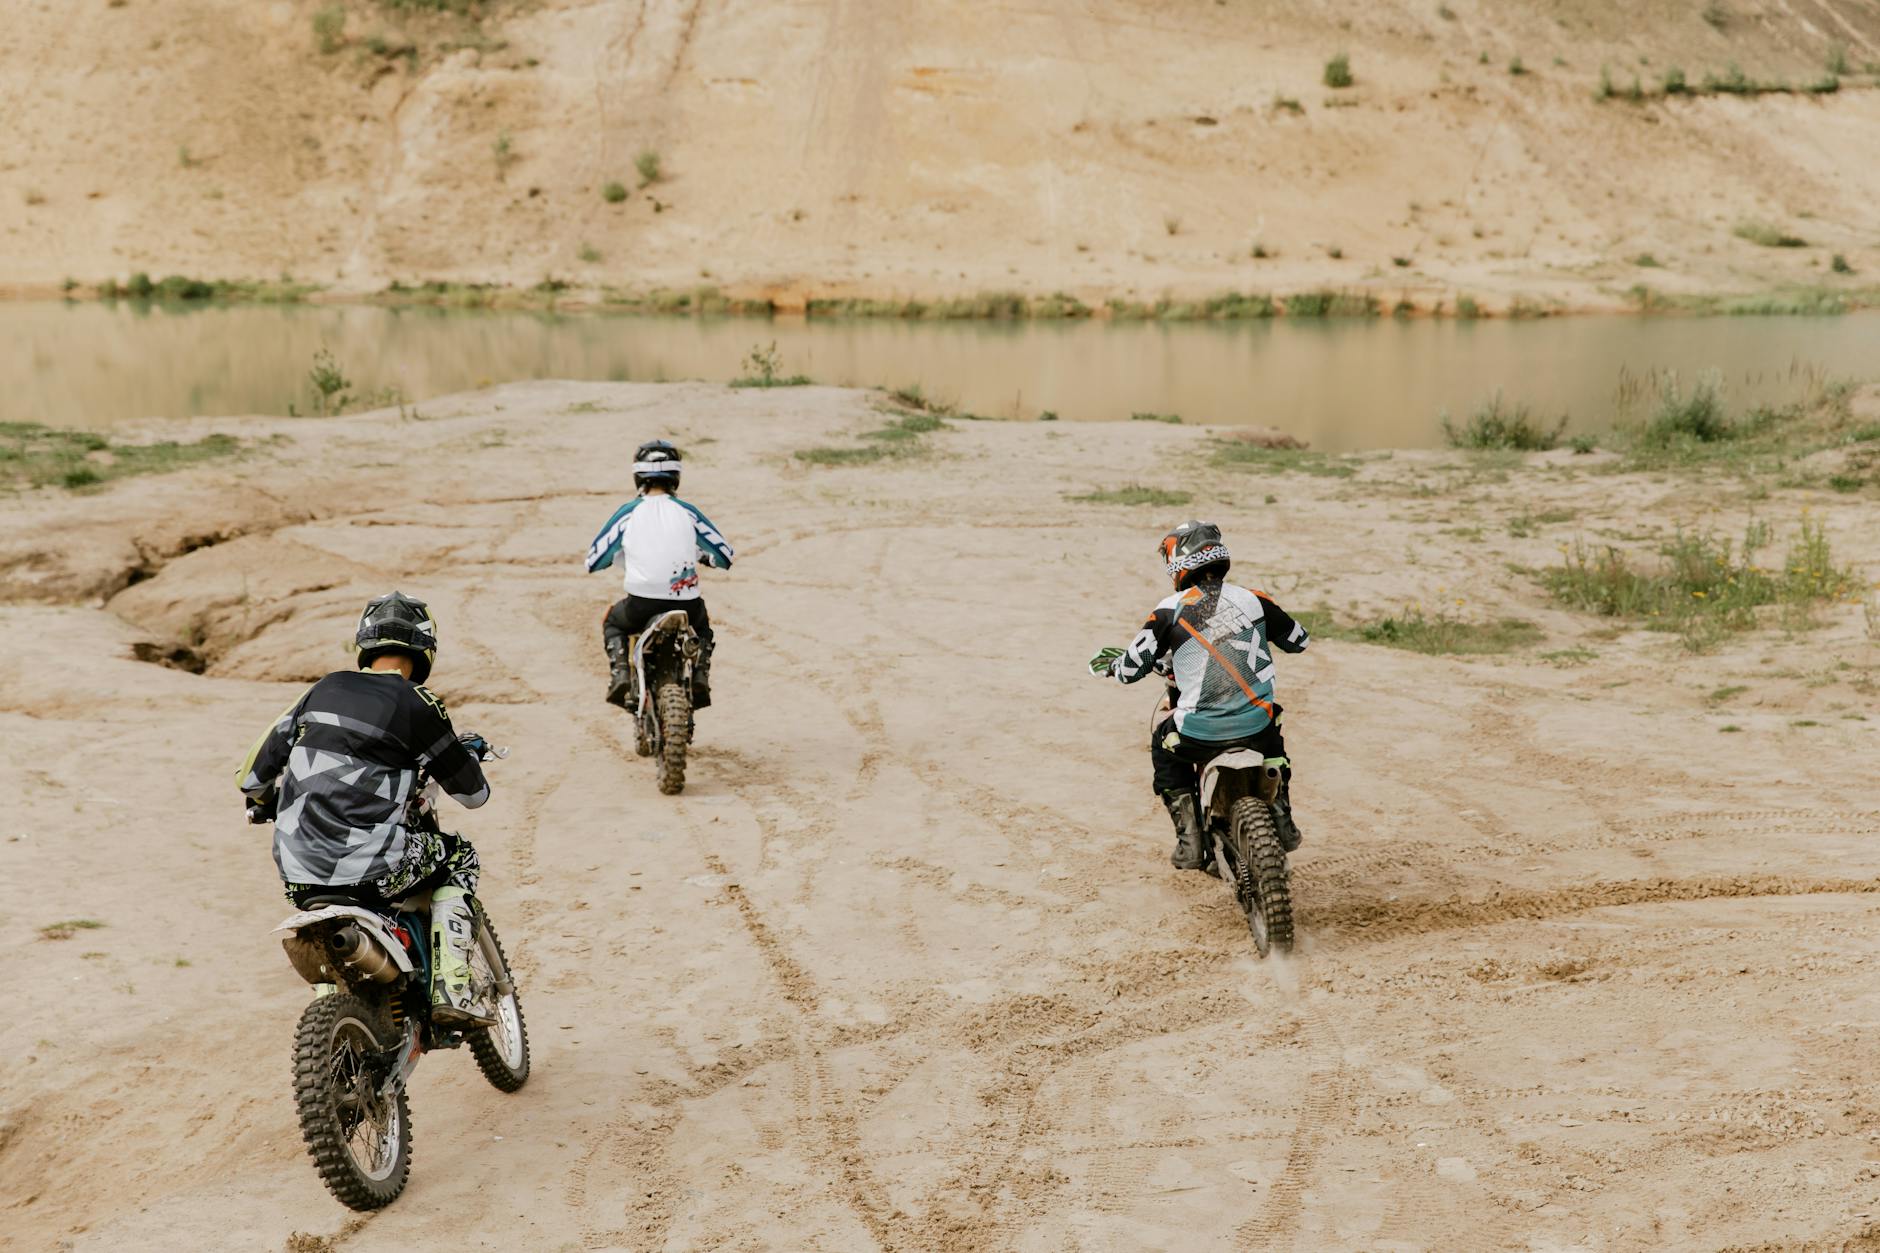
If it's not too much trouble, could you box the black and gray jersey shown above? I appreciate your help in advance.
[237,670,489,887]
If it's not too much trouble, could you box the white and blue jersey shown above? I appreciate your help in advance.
[585,493,733,600]
[1111,581,1309,741]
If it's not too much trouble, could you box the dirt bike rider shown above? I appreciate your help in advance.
[1089,522,1309,871]
[584,438,734,710]
[236,591,498,1028]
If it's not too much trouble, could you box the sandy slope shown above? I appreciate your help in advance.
[3,1,1880,308]
[2,382,1879,1251]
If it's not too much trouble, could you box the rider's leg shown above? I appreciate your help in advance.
[602,599,635,707]
[420,834,494,1028]
[1150,718,1208,870]
[686,598,715,710]
[1256,720,1303,851]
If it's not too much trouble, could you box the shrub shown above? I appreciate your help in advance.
[126,271,155,298]
[1831,254,1853,275]
[1323,53,1353,89]
[1130,412,1183,424]
[1633,253,1660,267]
[1509,56,1527,76]
[578,242,602,264]
[729,342,811,388]
[1806,74,1839,94]
[1455,294,1481,319]
[1641,375,1733,445]
[307,348,352,415]
[1702,1,1728,30]
[1442,393,1566,450]
[1733,221,1806,248]
[1827,43,1849,75]
[635,149,662,186]
[1597,65,1614,99]
[1663,66,1688,94]
[312,5,345,54]
[602,181,628,204]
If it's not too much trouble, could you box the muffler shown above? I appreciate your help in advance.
[328,924,401,983]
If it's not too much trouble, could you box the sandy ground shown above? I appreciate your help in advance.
[2,382,1879,1251]
[4,1,1880,309]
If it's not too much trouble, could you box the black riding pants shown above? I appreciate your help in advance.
[1151,716,1289,799]
[603,595,713,652]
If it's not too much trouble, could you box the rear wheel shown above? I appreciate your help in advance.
[1230,797,1294,957]
[655,680,690,794]
[466,904,531,1092]
[293,992,411,1210]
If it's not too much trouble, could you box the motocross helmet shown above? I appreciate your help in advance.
[355,590,438,684]
[633,439,683,492]
[1159,521,1231,590]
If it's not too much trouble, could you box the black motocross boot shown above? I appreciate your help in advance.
[691,640,714,711]
[604,637,633,708]
[1163,791,1209,871]
[1272,776,1304,852]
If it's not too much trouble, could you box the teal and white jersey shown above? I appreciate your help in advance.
[1111,581,1309,741]
[585,493,733,600]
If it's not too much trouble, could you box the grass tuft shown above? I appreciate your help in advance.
[1067,484,1195,507]
[1130,412,1183,425]
[1324,52,1353,89]
[2,423,242,493]
[794,413,949,467]
[1442,394,1566,450]
[1734,221,1807,249]
[39,919,107,941]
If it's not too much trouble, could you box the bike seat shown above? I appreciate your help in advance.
[295,892,385,912]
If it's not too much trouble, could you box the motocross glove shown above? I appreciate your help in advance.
[246,790,278,824]
[458,733,491,760]
[1087,646,1124,677]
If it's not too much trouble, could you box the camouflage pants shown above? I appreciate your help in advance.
[285,829,480,905]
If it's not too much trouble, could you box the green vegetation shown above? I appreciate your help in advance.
[1542,516,1858,651]
[1211,441,1359,478]
[635,149,663,187]
[601,181,628,204]
[728,342,812,388]
[1509,56,1528,76]
[313,4,345,53]
[39,919,107,941]
[1454,294,1482,319]
[1130,412,1183,425]
[1708,684,1749,702]
[1285,290,1378,318]
[1831,254,1853,275]
[794,411,948,467]
[1734,221,1807,249]
[1324,53,1353,89]
[1702,1,1728,30]
[1304,606,1542,656]
[96,273,317,303]
[1568,434,1599,455]
[1633,253,1661,267]
[1638,375,1736,446]
[1,424,241,493]
[599,285,774,316]
[1067,484,1194,507]
[577,242,602,264]
[493,131,516,172]
[1442,394,1567,450]
[1662,67,1688,95]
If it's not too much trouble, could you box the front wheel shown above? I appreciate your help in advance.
[466,903,531,1092]
[1229,797,1294,957]
[293,992,411,1210]
[655,680,691,795]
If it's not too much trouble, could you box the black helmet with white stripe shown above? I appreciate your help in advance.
[355,591,439,684]
[633,439,682,492]
[1159,520,1231,590]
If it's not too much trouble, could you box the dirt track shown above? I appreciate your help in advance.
[2,382,1878,1251]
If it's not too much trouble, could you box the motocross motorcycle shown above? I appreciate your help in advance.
[269,738,529,1209]
[1150,684,1296,957]
[627,609,701,795]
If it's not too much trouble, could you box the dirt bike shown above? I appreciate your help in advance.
[1151,686,1296,957]
[270,738,529,1210]
[628,609,701,795]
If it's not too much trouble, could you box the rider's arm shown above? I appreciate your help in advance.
[235,686,312,798]
[1259,594,1311,654]
[679,499,734,570]
[1112,607,1175,684]
[584,499,641,573]
[410,686,490,808]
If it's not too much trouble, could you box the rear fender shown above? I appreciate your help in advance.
[633,611,697,714]
[272,905,417,984]
[1200,750,1266,820]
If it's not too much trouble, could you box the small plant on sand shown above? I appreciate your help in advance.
[1163,214,1182,236]
[493,132,517,173]
[39,919,106,941]
[1454,294,1482,319]
[1733,222,1806,251]
[635,149,663,187]
[1067,484,1195,507]
[1663,66,1688,94]
[1542,516,1857,651]
[312,5,346,53]
[1831,253,1853,275]
[307,348,353,415]
[729,342,811,389]
[1826,43,1849,75]
[1568,433,1599,454]
[1640,374,1734,446]
[1509,56,1528,76]
[1442,393,1566,450]
[1323,52,1353,89]
[578,242,602,264]
[1211,442,1359,478]
[0,424,242,493]
[601,181,628,204]
[1633,253,1660,267]
[1130,412,1183,424]
[795,412,947,467]
[1702,1,1728,30]
[1346,607,1542,656]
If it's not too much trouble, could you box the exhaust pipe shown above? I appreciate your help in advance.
[329,924,401,983]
